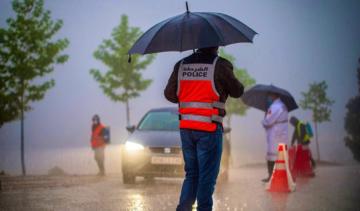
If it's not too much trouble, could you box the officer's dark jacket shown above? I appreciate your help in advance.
[164,51,244,116]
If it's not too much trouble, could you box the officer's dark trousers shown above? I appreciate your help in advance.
[176,125,223,211]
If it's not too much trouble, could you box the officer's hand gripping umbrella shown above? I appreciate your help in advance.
[241,84,299,112]
[128,2,257,61]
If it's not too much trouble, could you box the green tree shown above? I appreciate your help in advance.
[90,15,155,126]
[344,58,360,162]
[219,49,256,130]
[0,0,69,175]
[300,81,334,161]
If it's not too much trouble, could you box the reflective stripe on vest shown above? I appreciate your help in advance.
[177,56,222,131]
[181,114,223,123]
[179,101,225,110]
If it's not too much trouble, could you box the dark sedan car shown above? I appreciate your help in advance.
[121,107,231,184]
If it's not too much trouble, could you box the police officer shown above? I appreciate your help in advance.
[165,47,244,211]
[91,114,106,176]
[261,93,289,182]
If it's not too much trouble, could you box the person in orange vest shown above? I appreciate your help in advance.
[91,114,106,176]
[165,46,244,211]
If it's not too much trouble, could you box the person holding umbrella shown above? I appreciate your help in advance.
[261,92,289,182]
[128,2,257,210]
[242,84,298,183]
[165,46,244,210]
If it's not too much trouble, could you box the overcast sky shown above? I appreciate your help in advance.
[1,0,360,174]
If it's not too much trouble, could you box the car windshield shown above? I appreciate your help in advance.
[138,110,179,131]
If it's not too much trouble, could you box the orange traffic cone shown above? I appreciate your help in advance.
[266,143,296,192]
[293,145,315,177]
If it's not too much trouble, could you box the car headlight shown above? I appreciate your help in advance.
[125,141,144,151]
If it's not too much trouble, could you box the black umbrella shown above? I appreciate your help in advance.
[242,84,298,112]
[128,2,257,56]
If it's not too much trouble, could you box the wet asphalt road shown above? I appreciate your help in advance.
[0,165,359,211]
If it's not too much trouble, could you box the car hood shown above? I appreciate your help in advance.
[126,130,181,147]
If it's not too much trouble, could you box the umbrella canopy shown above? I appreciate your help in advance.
[128,3,257,55]
[242,84,298,112]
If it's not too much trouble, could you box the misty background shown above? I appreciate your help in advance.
[1,0,360,175]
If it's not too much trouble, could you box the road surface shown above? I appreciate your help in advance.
[0,165,359,211]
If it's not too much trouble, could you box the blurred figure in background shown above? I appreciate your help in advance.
[290,116,316,168]
[261,93,289,182]
[91,114,107,176]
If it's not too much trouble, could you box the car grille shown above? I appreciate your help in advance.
[149,147,181,154]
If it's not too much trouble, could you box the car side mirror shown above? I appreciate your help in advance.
[126,125,136,133]
[223,127,231,134]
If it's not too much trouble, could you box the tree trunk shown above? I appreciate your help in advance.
[20,85,26,176]
[226,115,230,127]
[314,121,320,161]
[125,99,130,126]
[226,115,232,141]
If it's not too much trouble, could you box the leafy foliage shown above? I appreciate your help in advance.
[219,49,256,126]
[90,15,155,103]
[300,81,334,123]
[0,0,69,175]
[344,59,360,161]
[300,80,334,160]
[0,0,69,127]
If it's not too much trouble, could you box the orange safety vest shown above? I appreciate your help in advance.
[177,56,224,132]
[91,124,106,148]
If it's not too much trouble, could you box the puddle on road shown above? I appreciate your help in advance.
[127,194,146,211]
